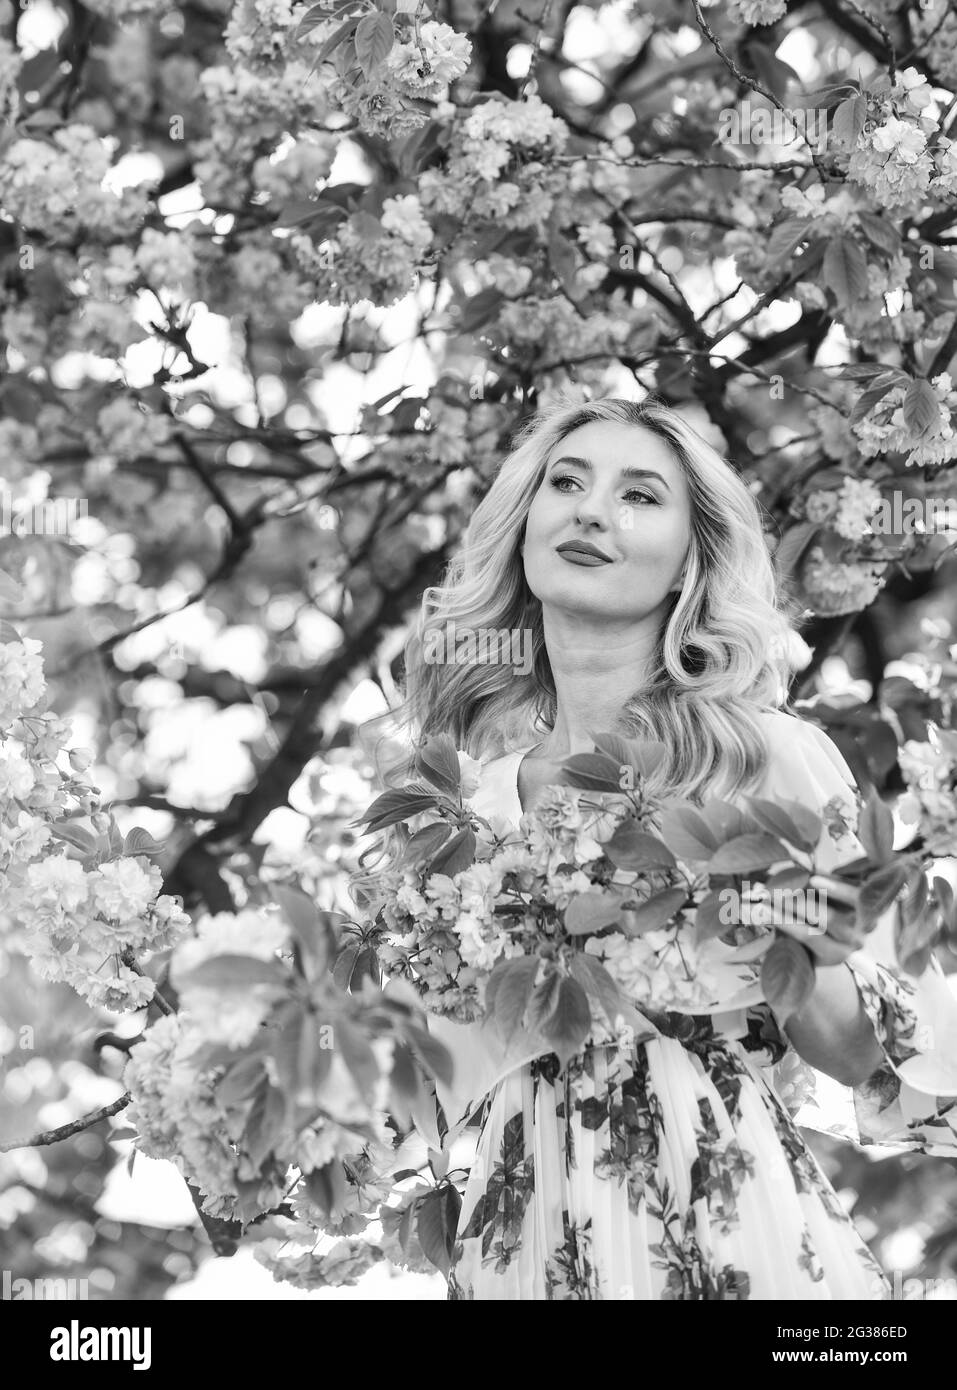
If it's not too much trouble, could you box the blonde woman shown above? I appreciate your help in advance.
[357,394,957,1300]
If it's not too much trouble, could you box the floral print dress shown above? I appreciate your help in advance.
[427,712,957,1301]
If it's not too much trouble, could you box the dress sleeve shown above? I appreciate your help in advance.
[755,711,957,1156]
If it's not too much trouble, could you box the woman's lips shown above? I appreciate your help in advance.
[558,549,612,566]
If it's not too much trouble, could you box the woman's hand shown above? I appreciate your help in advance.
[769,873,865,965]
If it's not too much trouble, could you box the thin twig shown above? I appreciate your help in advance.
[0,1092,131,1153]
[521,0,557,100]
[120,949,175,1016]
[689,0,832,179]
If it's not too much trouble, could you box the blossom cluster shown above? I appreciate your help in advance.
[0,628,192,1011]
[799,545,889,617]
[124,904,397,1222]
[0,124,151,241]
[897,726,957,858]
[363,740,852,1033]
[854,373,957,469]
[418,94,570,230]
[318,19,472,141]
[291,193,434,309]
[802,475,885,540]
[843,69,956,208]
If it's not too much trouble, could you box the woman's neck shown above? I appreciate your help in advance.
[536,610,660,756]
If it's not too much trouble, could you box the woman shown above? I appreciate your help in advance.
[358,394,957,1300]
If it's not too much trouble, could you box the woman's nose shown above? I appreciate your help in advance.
[575,493,613,528]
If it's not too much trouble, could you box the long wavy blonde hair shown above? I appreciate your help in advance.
[357,393,804,824]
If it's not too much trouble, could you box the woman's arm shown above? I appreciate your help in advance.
[780,957,886,1088]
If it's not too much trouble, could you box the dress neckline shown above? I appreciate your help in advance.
[493,744,538,823]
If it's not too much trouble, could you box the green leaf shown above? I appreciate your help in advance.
[0,567,23,602]
[822,237,869,309]
[455,287,505,333]
[526,965,563,1030]
[177,953,288,991]
[830,362,900,382]
[742,796,821,852]
[621,887,688,935]
[771,520,820,580]
[589,730,658,785]
[122,826,165,856]
[354,787,439,831]
[539,977,592,1067]
[389,1040,426,1106]
[830,93,867,149]
[428,826,476,876]
[48,821,99,855]
[482,954,512,1019]
[303,1160,348,1216]
[242,1081,287,1168]
[334,1016,380,1099]
[353,946,380,989]
[855,211,900,257]
[857,787,894,865]
[273,883,336,976]
[548,227,583,301]
[858,860,909,921]
[397,121,446,178]
[848,370,909,427]
[399,822,452,868]
[603,823,677,872]
[693,889,733,945]
[276,199,347,233]
[0,619,24,644]
[296,1012,333,1102]
[295,1,353,37]
[306,14,362,76]
[568,952,624,1025]
[564,889,623,935]
[933,875,956,933]
[491,956,540,1044]
[766,866,812,893]
[413,734,462,795]
[705,832,790,874]
[355,11,395,76]
[764,216,810,266]
[903,378,940,437]
[332,941,361,992]
[656,804,720,861]
[560,751,625,792]
[895,885,939,977]
[218,1055,269,1107]
[404,1022,454,1088]
[760,936,815,1024]
[416,1186,457,1275]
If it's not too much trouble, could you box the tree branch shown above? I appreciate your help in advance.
[0,1092,131,1153]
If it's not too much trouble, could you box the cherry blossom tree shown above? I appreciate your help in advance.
[2,0,957,1293]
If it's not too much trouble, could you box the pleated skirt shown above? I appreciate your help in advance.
[446,1033,891,1300]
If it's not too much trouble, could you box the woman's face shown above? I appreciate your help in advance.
[521,420,693,624]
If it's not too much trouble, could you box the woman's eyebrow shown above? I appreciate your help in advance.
[547,455,672,492]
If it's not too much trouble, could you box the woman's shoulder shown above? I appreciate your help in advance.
[751,705,858,800]
[755,705,846,756]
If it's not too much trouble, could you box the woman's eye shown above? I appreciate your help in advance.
[549,476,659,504]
